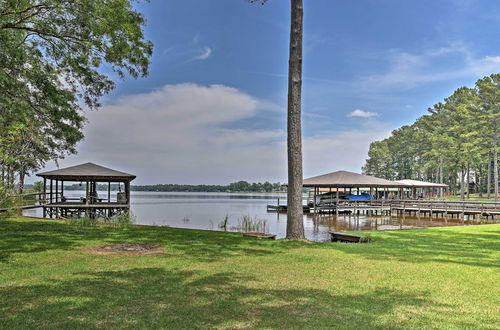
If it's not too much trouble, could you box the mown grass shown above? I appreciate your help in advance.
[444,194,499,202]
[0,216,499,329]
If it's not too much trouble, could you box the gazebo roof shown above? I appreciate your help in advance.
[36,162,136,181]
[395,179,448,188]
[302,171,406,188]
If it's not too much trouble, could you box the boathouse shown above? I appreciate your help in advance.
[395,179,448,199]
[303,170,407,201]
[36,162,135,219]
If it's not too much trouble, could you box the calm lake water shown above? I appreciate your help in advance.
[24,191,495,241]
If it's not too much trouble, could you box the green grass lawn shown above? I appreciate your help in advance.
[1,216,499,329]
[444,194,499,202]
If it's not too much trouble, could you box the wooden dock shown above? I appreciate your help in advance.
[267,199,500,220]
[43,202,130,218]
[266,204,311,213]
[329,231,362,243]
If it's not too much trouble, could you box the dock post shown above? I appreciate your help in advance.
[462,201,465,222]
[313,187,317,214]
[42,178,47,218]
[481,203,484,221]
[336,187,339,217]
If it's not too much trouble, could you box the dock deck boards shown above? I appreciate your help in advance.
[267,200,500,219]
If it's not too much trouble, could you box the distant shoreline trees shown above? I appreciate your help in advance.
[28,181,284,193]
[363,74,500,201]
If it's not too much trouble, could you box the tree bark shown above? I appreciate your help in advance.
[494,148,499,202]
[460,165,465,201]
[478,163,483,198]
[466,163,470,199]
[286,0,305,239]
[18,169,25,194]
[487,152,491,199]
[439,156,443,199]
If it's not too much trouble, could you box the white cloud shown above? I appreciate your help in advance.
[194,46,212,60]
[303,129,391,177]
[361,43,500,90]
[37,84,390,184]
[347,109,380,118]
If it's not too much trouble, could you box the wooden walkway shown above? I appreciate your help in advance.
[268,199,500,220]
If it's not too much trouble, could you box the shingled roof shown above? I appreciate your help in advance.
[395,179,448,188]
[302,170,405,188]
[36,162,136,181]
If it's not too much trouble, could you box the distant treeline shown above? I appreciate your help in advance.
[363,74,500,200]
[28,181,284,193]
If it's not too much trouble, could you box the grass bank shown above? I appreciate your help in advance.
[444,194,499,202]
[0,216,499,329]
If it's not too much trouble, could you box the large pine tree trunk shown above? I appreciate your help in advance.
[466,164,470,199]
[494,148,499,202]
[487,152,491,199]
[439,156,443,199]
[286,0,305,239]
[460,165,465,201]
[18,169,25,194]
[478,164,483,198]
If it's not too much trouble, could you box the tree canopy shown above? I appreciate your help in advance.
[0,0,152,193]
[362,74,500,200]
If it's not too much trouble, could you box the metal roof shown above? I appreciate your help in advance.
[395,179,448,188]
[302,171,406,188]
[36,162,136,181]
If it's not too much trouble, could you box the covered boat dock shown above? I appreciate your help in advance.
[271,170,454,216]
[395,179,448,199]
[36,162,136,219]
[302,171,407,214]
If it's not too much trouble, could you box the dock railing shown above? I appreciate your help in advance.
[369,199,500,217]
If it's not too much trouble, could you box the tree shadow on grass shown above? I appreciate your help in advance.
[0,267,468,329]
[2,218,498,270]
[0,220,98,262]
[322,227,500,269]
[0,219,282,263]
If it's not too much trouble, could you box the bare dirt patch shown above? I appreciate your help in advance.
[85,243,165,256]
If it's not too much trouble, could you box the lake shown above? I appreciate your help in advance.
[23,191,491,241]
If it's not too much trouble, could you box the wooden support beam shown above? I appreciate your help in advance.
[336,186,339,216]
[49,179,53,204]
[85,181,89,205]
[313,187,317,213]
[43,178,47,218]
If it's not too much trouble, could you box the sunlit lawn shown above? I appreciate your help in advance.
[444,194,499,202]
[1,216,499,329]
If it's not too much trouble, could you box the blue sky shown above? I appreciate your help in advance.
[39,0,500,184]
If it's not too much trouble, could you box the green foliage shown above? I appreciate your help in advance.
[363,74,500,197]
[69,216,99,228]
[32,181,43,192]
[0,0,152,193]
[359,233,373,243]
[105,212,135,228]
[61,181,284,193]
[68,212,135,228]
[234,215,269,233]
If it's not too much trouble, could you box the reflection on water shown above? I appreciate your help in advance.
[23,191,498,242]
